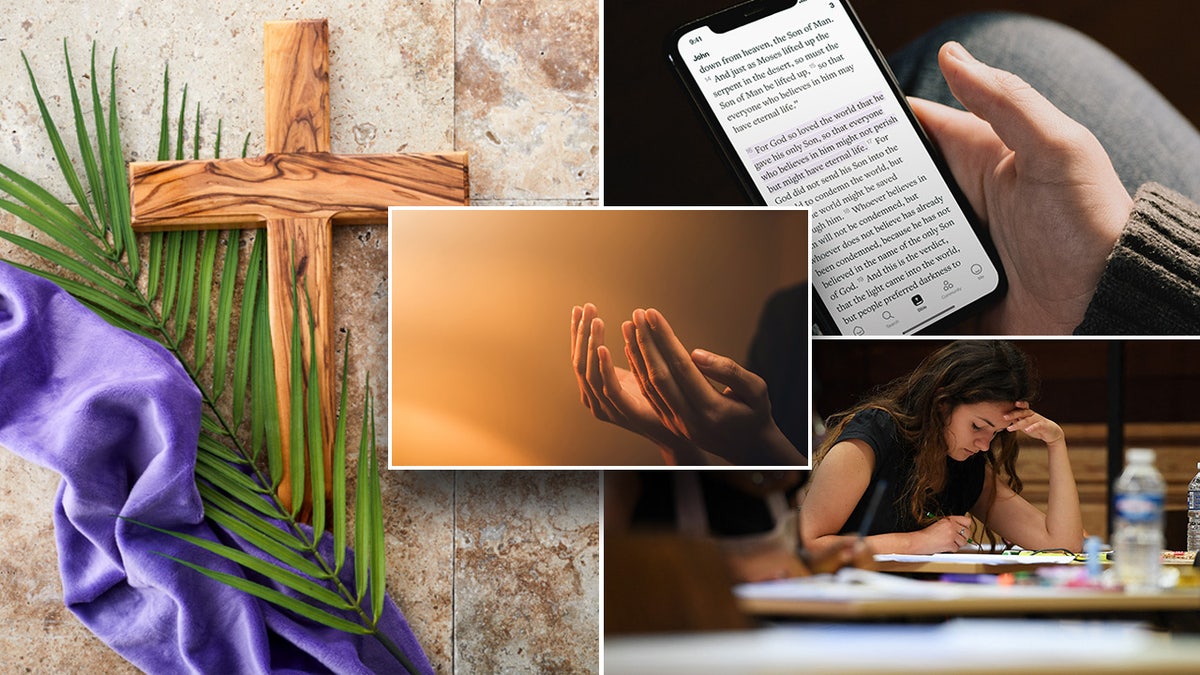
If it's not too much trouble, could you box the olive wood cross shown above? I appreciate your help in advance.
[129,19,468,517]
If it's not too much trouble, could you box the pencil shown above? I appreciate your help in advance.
[857,479,888,539]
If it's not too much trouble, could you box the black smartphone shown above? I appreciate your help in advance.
[668,0,1005,335]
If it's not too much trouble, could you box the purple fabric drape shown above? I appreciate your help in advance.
[0,260,431,674]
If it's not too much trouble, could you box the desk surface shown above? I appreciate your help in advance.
[735,569,1200,619]
[606,619,1200,675]
[873,552,1196,575]
[873,555,1069,575]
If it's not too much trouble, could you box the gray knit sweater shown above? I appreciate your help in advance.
[1075,183,1200,334]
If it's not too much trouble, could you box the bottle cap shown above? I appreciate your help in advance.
[1126,447,1155,463]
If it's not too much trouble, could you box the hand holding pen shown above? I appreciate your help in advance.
[921,514,976,552]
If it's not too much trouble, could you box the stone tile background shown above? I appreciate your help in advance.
[0,0,599,673]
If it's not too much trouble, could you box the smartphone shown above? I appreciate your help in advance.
[668,0,1005,335]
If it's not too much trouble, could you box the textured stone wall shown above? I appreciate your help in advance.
[0,0,599,672]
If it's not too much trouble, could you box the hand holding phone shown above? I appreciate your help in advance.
[669,0,1005,334]
[910,43,1131,334]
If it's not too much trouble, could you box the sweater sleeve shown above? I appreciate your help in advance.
[1074,182,1200,334]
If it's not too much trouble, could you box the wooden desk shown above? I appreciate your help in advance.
[606,619,1200,674]
[739,584,1200,619]
[734,569,1200,620]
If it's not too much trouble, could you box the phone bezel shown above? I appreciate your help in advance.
[666,0,1007,335]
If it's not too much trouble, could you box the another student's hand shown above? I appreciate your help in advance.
[915,515,974,553]
[624,308,803,465]
[803,538,877,574]
[909,42,1132,335]
[1004,400,1065,447]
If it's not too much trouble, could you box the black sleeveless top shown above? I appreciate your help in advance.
[833,408,986,535]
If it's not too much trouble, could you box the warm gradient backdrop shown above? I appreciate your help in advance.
[389,208,807,466]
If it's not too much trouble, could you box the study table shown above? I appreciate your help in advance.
[608,555,1200,673]
[734,557,1200,624]
[870,551,1197,575]
[605,619,1200,674]
[737,575,1200,619]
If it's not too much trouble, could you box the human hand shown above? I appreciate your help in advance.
[1003,400,1065,447]
[909,42,1132,334]
[916,515,974,554]
[570,304,706,464]
[623,307,802,465]
[802,538,877,575]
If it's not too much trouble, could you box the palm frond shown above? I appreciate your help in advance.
[332,331,351,574]
[304,288,327,543]
[0,44,411,673]
[212,232,240,398]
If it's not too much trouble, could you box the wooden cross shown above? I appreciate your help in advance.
[130,19,468,517]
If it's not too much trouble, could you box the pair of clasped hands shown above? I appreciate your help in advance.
[570,303,804,466]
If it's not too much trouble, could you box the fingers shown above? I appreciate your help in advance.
[597,342,649,423]
[947,515,973,529]
[1003,402,1042,432]
[947,516,973,550]
[692,348,769,407]
[571,304,619,421]
[570,305,583,365]
[907,97,997,220]
[571,304,596,408]
[571,304,595,374]
[584,316,610,413]
[623,318,672,426]
[923,516,973,552]
[643,309,718,403]
[1002,401,1065,446]
[623,307,714,434]
[937,41,1089,159]
[631,309,693,425]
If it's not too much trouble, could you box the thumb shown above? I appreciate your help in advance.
[937,41,1085,158]
[691,348,769,407]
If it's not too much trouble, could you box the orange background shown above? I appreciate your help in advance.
[389,208,807,466]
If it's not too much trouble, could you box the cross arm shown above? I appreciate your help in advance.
[130,151,469,231]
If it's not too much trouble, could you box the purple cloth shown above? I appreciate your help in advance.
[0,260,432,674]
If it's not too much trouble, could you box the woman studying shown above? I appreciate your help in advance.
[801,341,1084,557]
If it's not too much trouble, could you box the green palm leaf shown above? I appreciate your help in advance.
[287,272,306,520]
[302,289,327,543]
[194,230,220,369]
[332,331,351,574]
[0,44,412,674]
[212,232,240,398]
[130,518,352,610]
[20,51,97,235]
[155,553,373,636]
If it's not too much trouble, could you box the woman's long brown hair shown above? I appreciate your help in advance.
[816,341,1038,536]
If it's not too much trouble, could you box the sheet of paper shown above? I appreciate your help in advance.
[733,568,1074,602]
[872,552,1076,565]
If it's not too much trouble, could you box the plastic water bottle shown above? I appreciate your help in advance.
[1112,448,1165,592]
[1188,461,1200,552]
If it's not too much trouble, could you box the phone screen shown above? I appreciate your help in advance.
[670,0,1003,335]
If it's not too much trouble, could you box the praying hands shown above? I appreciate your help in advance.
[570,303,804,466]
